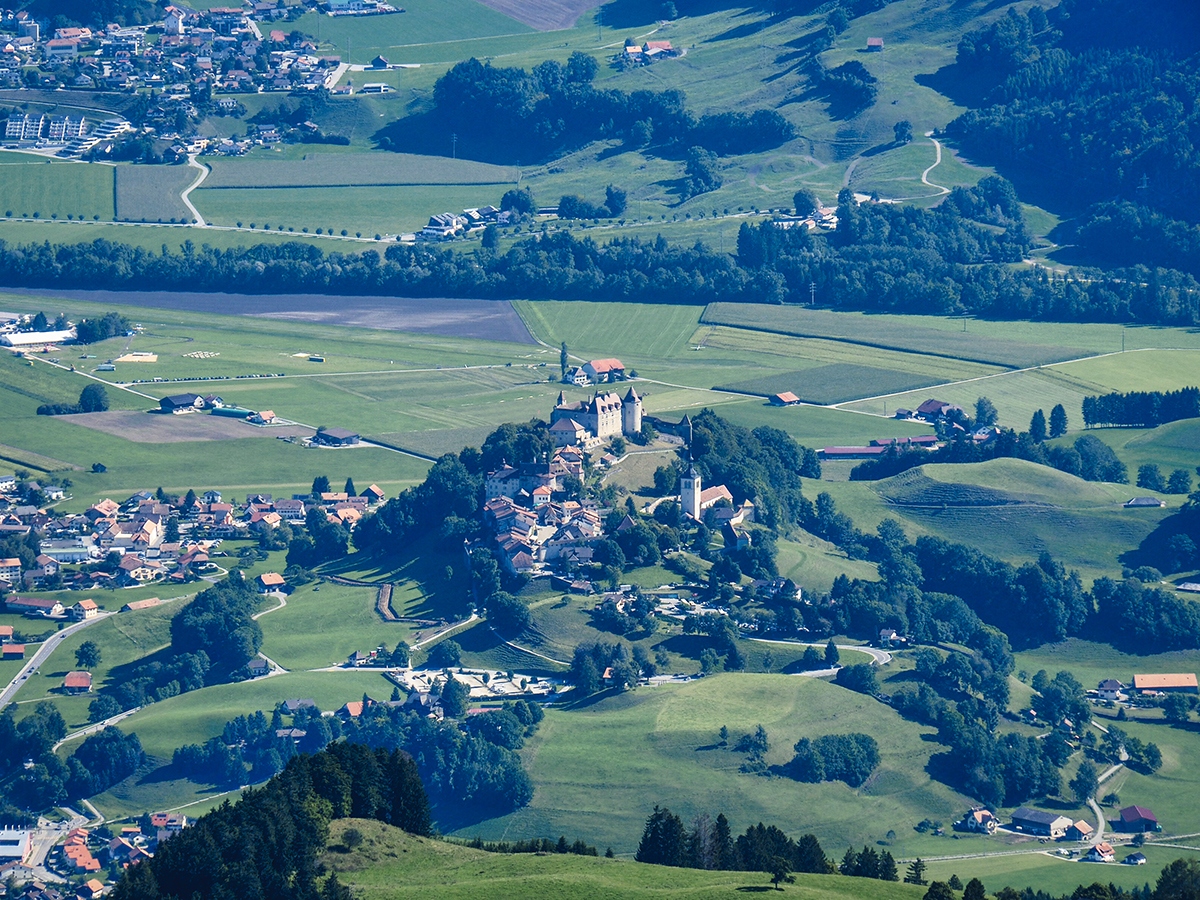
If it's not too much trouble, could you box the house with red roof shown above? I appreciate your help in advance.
[1117,805,1161,833]
[63,671,93,693]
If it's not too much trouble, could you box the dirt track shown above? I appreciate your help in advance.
[3,288,537,345]
[59,410,314,443]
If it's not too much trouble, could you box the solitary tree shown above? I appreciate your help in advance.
[1167,469,1193,494]
[974,396,998,428]
[1070,760,1099,804]
[78,383,109,413]
[1029,408,1047,442]
[824,639,840,667]
[344,477,356,496]
[904,858,928,885]
[770,856,794,890]
[75,641,101,669]
[893,120,913,144]
[560,342,569,379]
[793,188,819,217]
[963,878,987,900]
[1049,403,1068,437]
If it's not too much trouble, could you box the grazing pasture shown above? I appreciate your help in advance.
[114,165,196,223]
[0,154,114,222]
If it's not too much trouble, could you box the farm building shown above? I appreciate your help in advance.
[1124,497,1166,508]
[1010,807,1072,838]
[1132,673,1197,694]
[1,644,24,659]
[770,392,800,406]
[582,358,626,383]
[1097,679,1123,700]
[257,572,286,592]
[160,393,204,413]
[0,329,76,346]
[313,427,360,446]
[1117,806,1161,833]
[867,37,884,50]
[63,671,93,694]
[6,596,64,617]
[1066,820,1093,841]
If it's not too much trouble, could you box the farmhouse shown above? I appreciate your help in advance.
[915,398,962,421]
[1010,807,1072,838]
[1124,497,1166,508]
[1097,678,1124,700]
[770,392,800,406]
[1066,820,1093,841]
[6,596,64,617]
[1117,805,1161,833]
[867,36,884,50]
[1085,842,1115,863]
[69,598,99,620]
[1124,853,1148,865]
[582,358,626,383]
[159,393,203,414]
[0,625,11,641]
[257,572,285,592]
[313,427,360,446]
[1,644,23,659]
[63,671,93,694]
[247,657,270,677]
[1132,673,1197,694]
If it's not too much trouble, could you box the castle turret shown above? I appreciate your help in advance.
[622,386,642,436]
[680,462,701,521]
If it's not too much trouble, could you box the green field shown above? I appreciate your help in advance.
[841,350,1200,435]
[717,364,943,405]
[458,674,974,857]
[328,819,928,900]
[1067,419,1200,478]
[1014,640,1200,696]
[114,165,196,223]
[0,154,115,222]
[201,152,518,188]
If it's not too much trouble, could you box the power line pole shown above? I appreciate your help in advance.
[451,133,457,159]
[809,281,815,306]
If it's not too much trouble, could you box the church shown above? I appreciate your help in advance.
[549,387,642,447]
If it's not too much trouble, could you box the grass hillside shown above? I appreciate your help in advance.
[456,674,973,859]
[810,458,1171,583]
[324,818,927,900]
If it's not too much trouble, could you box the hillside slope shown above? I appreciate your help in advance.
[324,818,927,900]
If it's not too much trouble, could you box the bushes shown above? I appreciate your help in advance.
[787,733,879,787]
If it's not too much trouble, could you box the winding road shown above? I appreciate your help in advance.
[181,155,210,227]
[748,637,893,667]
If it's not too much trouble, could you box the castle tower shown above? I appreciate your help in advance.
[622,386,642,436]
[680,462,701,521]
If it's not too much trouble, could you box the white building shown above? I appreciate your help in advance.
[0,828,30,864]
[0,329,76,347]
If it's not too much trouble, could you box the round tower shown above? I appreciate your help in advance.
[622,386,642,436]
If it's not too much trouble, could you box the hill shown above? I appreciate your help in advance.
[323,818,926,900]
[454,674,973,859]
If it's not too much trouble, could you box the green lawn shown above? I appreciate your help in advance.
[1014,640,1200,696]
[1066,419,1200,479]
[328,819,928,900]
[0,154,114,222]
[456,674,974,857]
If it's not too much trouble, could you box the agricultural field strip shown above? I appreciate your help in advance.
[830,348,1150,412]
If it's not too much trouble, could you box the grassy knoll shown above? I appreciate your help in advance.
[775,533,879,594]
[326,819,927,900]
[0,155,114,222]
[810,459,1172,584]
[10,600,186,730]
[1060,419,1200,477]
[840,350,1200,436]
[459,674,973,856]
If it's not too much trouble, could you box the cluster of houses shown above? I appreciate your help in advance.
[418,205,519,240]
[617,39,680,67]
[0,482,386,595]
[561,357,628,387]
[957,804,1159,864]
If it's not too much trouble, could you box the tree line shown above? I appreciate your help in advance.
[1082,387,1200,428]
[111,742,432,900]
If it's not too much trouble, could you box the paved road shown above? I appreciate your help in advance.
[747,637,893,667]
[411,613,479,650]
[53,707,141,752]
[0,612,114,712]
[1088,797,1106,843]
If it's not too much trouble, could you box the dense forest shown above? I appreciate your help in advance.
[111,743,432,900]
[945,0,1200,277]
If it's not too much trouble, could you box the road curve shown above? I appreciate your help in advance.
[0,612,115,712]
[181,155,210,226]
[748,637,892,666]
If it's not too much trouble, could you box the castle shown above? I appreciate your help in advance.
[549,387,642,447]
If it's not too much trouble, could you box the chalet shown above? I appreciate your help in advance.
[1124,497,1166,508]
[1010,807,1072,838]
[6,596,64,617]
[313,427,360,446]
[257,572,286,592]
[582,358,625,383]
[769,392,800,406]
[915,398,961,421]
[338,700,366,718]
[63,671,93,694]
[867,36,884,51]
[1117,806,1161,833]
[958,808,998,834]
[360,484,386,504]
[1132,673,1197,694]
[159,393,203,414]
[1085,842,1115,863]
[1,644,24,659]
[70,598,99,620]
[347,650,373,667]
[1097,679,1123,700]
[564,366,589,386]
[152,812,188,843]
[1123,853,1147,865]
[246,657,270,677]
[1066,820,1094,841]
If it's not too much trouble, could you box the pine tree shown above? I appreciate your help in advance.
[856,846,879,879]
[560,342,569,379]
[825,640,840,666]
[879,850,899,881]
[904,858,928,885]
[1049,403,1068,437]
[713,813,736,870]
[1029,408,1047,442]
[344,477,356,496]
[312,475,330,495]
[963,877,987,900]
[636,806,686,867]
[839,847,859,875]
